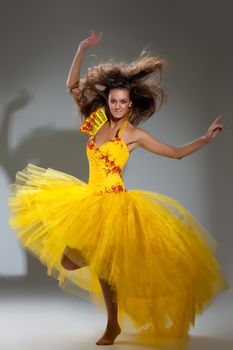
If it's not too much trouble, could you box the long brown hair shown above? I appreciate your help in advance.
[69,50,167,126]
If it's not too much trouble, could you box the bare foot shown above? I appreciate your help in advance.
[96,322,121,345]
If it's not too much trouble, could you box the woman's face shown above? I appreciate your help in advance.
[107,88,132,119]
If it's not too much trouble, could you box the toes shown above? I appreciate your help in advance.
[96,339,113,345]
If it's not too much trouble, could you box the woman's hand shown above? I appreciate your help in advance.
[80,30,102,50]
[203,115,226,142]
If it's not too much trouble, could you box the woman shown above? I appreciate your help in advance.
[8,30,228,346]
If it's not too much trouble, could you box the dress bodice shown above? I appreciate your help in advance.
[86,116,130,193]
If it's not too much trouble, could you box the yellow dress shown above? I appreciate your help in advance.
[8,110,228,343]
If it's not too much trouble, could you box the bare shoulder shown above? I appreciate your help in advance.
[125,122,148,140]
[126,122,178,159]
[123,122,144,153]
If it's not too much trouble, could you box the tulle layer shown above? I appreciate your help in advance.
[8,163,228,341]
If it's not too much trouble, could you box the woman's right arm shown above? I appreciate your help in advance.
[66,30,102,100]
[66,45,85,99]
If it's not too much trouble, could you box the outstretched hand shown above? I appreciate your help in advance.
[204,115,226,142]
[80,30,102,50]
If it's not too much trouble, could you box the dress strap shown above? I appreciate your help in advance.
[117,114,130,138]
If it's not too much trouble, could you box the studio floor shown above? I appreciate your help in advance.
[0,283,232,350]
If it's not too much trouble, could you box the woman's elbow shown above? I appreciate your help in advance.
[174,148,183,160]
[162,147,181,159]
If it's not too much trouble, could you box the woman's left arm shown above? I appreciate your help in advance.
[136,115,226,159]
[176,115,226,159]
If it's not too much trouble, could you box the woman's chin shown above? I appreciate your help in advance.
[112,112,127,119]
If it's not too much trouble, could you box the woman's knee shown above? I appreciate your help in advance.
[61,254,81,270]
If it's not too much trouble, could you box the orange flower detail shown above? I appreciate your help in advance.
[87,139,95,150]
[81,122,91,131]
[111,184,124,192]
[112,166,121,173]
[99,184,126,193]
[87,143,122,176]
[98,153,122,175]
[80,120,94,133]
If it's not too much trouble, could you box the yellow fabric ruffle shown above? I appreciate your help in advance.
[8,163,229,343]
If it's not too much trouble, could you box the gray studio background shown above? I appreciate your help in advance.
[0,0,232,296]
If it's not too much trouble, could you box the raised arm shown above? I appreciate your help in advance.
[66,30,102,100]
[135,115,226,159]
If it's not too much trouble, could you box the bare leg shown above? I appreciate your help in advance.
[96,278,121,345]
[61,254,82,270]
[61,246,87,269]
[61,253,121,345]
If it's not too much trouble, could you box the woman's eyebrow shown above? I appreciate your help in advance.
[110,98,127,101]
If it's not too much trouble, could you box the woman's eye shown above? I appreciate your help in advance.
[110,101,127,104]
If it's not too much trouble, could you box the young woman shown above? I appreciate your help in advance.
[8,30,228,346]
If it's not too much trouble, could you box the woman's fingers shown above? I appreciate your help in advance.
[92,30,102,43]
[213,126,223,132]
[96,31,103,43]
[84,30,102,47]
[205,115,226,141]
[87,30,102,46]
[211,116,227,131]
[213,115,223,124]
[213,124,226,130]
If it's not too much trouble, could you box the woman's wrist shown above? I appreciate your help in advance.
[78,44,86,53]
[201,135,210,144]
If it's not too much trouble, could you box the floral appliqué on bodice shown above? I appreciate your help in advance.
[83,115,130,194]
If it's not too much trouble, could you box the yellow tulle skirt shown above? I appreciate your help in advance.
[8,163,228,343]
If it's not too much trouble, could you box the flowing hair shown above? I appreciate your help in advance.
[69,50,167,126]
